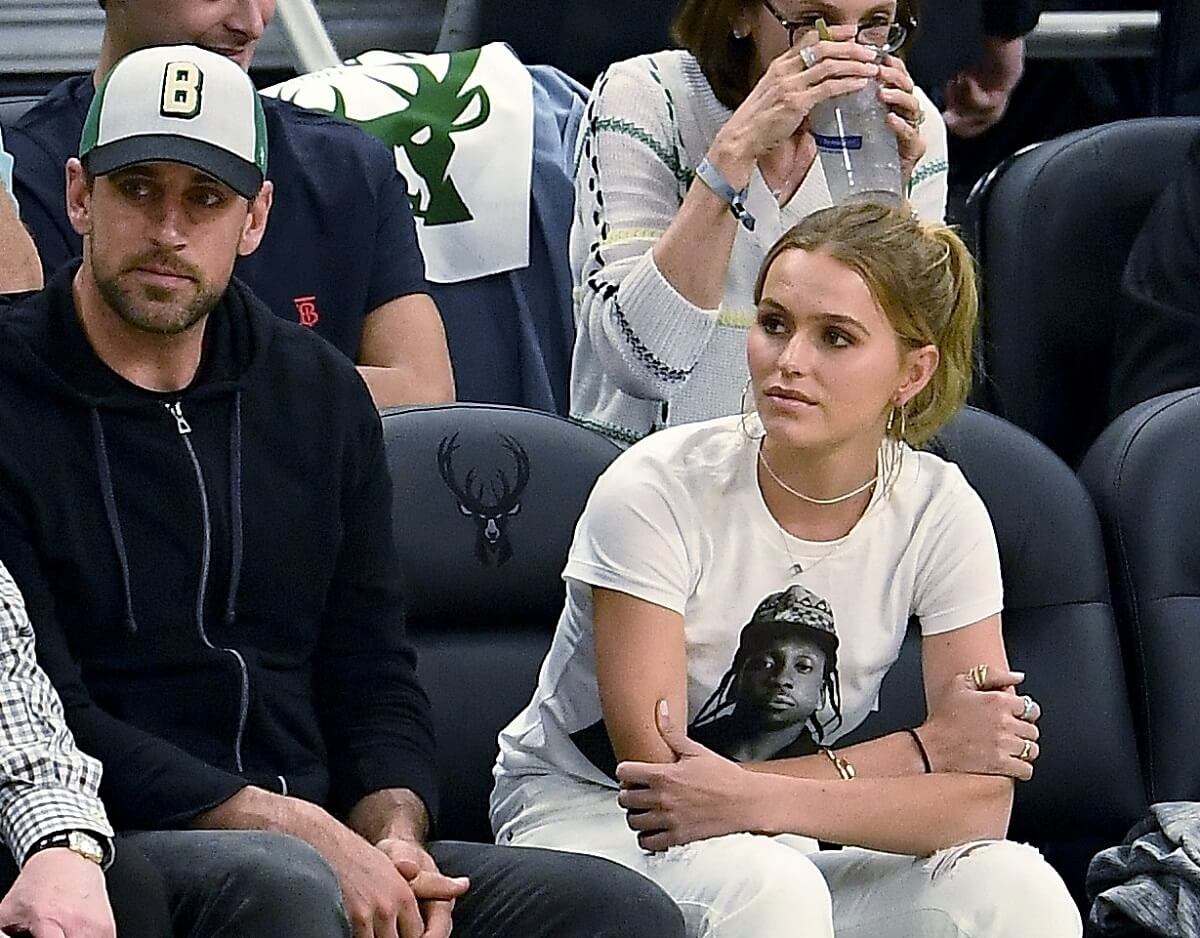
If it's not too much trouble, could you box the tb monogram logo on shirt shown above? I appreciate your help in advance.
[293,295,319,328]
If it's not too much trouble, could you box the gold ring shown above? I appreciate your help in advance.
[969,664,988,690]
[1019,738,1033,762]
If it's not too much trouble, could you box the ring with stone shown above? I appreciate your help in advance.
[799,46,819,70]
[1019,694,1037,722]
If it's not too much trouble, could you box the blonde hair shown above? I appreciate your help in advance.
[753,201,978,447]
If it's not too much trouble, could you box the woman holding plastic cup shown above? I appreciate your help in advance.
[569,0,946,447]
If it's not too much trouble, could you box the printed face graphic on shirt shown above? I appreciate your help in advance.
[737,634,829,730]
[688,584,841,764]
[567,583,843,778]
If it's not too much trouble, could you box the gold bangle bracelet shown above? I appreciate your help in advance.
[822,747,856,781]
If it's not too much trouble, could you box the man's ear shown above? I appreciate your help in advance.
[896,343,939,407]
[65,158,92,238]
[237,180,273,257]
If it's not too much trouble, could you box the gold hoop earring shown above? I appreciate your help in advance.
[739,377,765,440]
[887,402,907,441]
[879,401,907,498]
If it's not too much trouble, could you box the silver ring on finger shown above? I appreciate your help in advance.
[1019,694,1037,722]
[1019,738,1034,762]
[799,45,819,70]
[905,108,926,130]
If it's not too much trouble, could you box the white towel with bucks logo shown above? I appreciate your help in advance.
[264,43,534,284]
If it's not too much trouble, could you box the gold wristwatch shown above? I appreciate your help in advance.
[26,830,113,869]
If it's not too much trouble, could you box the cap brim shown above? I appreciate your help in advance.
[83,134,263,200]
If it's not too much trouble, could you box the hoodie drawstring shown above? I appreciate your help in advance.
[90,395,246,636]
[225,393,243,627]
[90,409,139,635]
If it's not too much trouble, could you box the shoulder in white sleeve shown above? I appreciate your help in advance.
[564,427,702,615]
[910,456,1003,635]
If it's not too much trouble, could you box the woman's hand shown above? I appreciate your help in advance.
[877,54,927,188]
[710,28,880,179]
[615,700,753,851]
[919,667,1041,781]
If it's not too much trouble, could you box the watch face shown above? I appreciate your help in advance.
[66,831,106,865]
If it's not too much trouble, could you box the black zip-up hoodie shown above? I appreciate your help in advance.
[0,264,438,831]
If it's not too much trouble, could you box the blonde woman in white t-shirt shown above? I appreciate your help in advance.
[492,201,1082,938]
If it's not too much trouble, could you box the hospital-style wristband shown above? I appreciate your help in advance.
[694,157,756,232]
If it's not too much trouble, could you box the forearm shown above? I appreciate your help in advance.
[907,96,948,223]
[650,132,755,312]
[746,728,927,781]
[356,364,454,409]
[356,294,456,408]
[193,785,339,845]
[347,788,429,845]
[751,770,1013,855]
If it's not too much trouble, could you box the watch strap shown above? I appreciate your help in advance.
[27,829,114,870]
[694,157,756,232]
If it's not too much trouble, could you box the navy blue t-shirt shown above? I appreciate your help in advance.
[7,76,429,362]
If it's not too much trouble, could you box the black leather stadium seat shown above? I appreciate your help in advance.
[967,117,1200,468]
[382,403,620,841]
[1079,388,1200,806]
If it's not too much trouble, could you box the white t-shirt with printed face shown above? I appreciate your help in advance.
[492,415,1003,801]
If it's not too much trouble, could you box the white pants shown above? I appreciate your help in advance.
[491,774,1083,938]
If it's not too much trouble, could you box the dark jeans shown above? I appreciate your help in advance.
[126,829,685,938]
[0,835,172,937]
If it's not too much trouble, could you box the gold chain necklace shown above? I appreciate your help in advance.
[757,448,878,506]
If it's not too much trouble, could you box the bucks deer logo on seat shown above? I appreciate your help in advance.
[437,433,530,566]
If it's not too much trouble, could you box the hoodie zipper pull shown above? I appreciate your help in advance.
[165,401,192,435]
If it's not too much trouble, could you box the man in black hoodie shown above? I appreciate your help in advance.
[0,43,685,938]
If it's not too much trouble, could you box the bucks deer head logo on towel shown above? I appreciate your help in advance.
[296,49,491,227]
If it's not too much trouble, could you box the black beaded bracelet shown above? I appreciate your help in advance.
[906,727,933,773]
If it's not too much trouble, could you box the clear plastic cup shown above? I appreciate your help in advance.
[809,79,902,205]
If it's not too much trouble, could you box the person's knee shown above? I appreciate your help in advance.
[510,849,686,938]
[922,841,1082,938]
[666,834,832,936]
[209,831,349,937]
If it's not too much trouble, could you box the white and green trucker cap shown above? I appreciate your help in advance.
[80,44,268,199]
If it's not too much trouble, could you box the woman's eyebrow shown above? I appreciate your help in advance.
[791,1,895,19]
[817,312,872,335]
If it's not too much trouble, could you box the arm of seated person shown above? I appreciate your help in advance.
[743,614,1037,781]
[593,586,690,766]
[617,614,1018,855]
[0,187,42,294]
[355,293,455,408]
[198,785,466,938]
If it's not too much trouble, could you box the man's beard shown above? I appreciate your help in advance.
[91,242,222,337]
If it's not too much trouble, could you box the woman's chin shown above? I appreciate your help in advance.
[759,411,829,450]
